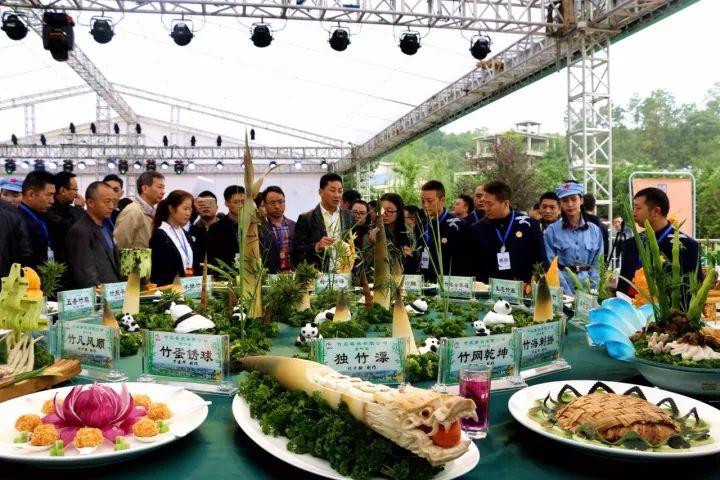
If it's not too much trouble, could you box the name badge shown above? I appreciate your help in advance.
[497,251,511,271]
[420,248,430,269]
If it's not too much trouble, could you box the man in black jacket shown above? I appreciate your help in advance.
[0,199,32,278]
[208,185,245,268]
[583,193,610,258]
[65,182,121,288]
[259,186,296,273]
[47,171,84,262]
[292,173,354,271]
[18,171,56,270]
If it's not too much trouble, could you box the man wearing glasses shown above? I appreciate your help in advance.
[259,186,296,273]
[47,171,84,263]
[208,185,246,268]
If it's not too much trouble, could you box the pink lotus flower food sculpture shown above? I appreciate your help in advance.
[42,383,146,446]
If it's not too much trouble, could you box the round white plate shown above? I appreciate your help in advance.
[232,395,480,479]
[508,380,720,459]
[0,382,209,467]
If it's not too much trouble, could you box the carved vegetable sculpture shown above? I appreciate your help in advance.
[240,356,477,465]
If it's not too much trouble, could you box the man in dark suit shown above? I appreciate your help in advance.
[18,171,57,270]
[292,173,354,271]
[259,186,296,273]
[208,185,245,268]
[0,199,32,278]
[65,182,121,288]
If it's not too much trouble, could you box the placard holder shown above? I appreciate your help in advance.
[517,318,571,380]
[57,315,127,382]
[139,330,236,396]
[312,337,406,384]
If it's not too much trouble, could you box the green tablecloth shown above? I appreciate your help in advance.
[3,327,720,479]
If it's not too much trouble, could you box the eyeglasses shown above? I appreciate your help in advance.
[266,200,285,207]
[383,209,398,215]
[351,210,367,216]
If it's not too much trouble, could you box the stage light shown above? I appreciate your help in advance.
[174,160,184,175]
[146,160,156,172]
[47,160,58,170]
[113,123,120,134]
[40,134,46,146]
[320,160,328,170]
[162,135,169,147]
[329,27,350,52]
[190,136,196,147]
[251,23,272,48]
[107,158,117,169]
[250,129,255,141]
[132,160,142,170]
[11,134,18,146]
[90,17,114,44]
[4,159,16,174]
[269,160,277,169]
[90,122,97,134]
[215,161,224,170]
[77,160,87,170]
[63,160,73,173]
[187,161,196,171]
[34,160,45,171]
[135,123,142,134]
[20,160,30,169]
[216,135,222,147]
[294,160,302,170]
[118,159,129,174]
[399,31,420,56]
[69,122,76,134]
[170,20,194,47]
[2,12,28,41]
[470,35,491,60]
[160,161,169,170]
[42,12,75,62]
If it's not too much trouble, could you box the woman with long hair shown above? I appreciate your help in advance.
[149,190,200,286]
[365,192,418,274]
[543,181,603,295]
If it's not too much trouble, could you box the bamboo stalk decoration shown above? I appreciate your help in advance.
[533,276,553,323]
[373,224,392,310]
[123,271,140,315]
[101,299,119,329]
[392,282,419,356]
[120,248,151,315]
[334,289,352,322]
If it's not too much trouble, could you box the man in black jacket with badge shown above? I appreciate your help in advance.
[470,180,546,283]
[617,187,699,295]
[292,173,354,271]
[418,180,470,282]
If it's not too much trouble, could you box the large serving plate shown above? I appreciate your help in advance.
[632,358,720,397]
[0,382,209,467]
[508,380,720,459]
[232,395,480,480]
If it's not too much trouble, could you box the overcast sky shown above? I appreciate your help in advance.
[0,1,716,145]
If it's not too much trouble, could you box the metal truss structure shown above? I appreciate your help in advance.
[0,0,566,33]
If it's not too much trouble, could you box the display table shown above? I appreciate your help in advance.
[2,326,720,478]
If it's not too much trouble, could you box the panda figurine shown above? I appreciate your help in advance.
[231,305,246,323]
[473,319,490,336]
[295,322,323,346]
[167,302,216,334]
[482,299,515,326]
[120,313,140,332]
[405,298,429,316]
[418,336,440,354]
[314,307,335,325]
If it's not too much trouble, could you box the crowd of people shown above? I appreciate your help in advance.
[0,169,699,296]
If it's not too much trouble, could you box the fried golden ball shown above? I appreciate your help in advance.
[30,424,58,446]
[132,418,160,438]
[72,427,104,449]
[15,414,42,432]
[146,402,172,420]
[132,393,152,409]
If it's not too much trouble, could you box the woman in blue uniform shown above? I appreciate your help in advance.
[543,181,604,295]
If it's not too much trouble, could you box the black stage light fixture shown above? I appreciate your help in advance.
[170,20,194,47]
[114,123,120,134]
[215,160,224,170]
[77,160,87,170]
[250,23,272,48]
[132,160,142,170]
[320,159,328,170]
[216,135,222,147]
[470,35,491,60]
[90,17,114,44]
[62,160,73,173]
[34,159,45,171]
[146,160,157,172]
[107,158,117,169]
[4,159,16,174]
[160,161,169,170]
[269,160,277,169]
[162,135,169,147]
[250,128,255,140]
[118,159,129,174]
[174,160,184,175]
[135,123,142,134]
[20,160,30,169]
[329,27,350,52]
[11,134,17,146]
[190,135,196,147]
[69,122,76,134]
[399,31,420,56]
[90,122,97,134]
[2,12,28,41]
[40,134,47,146]
[42,12,75,62]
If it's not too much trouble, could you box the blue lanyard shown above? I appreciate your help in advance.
[170,226,190,262]
[106,218,115,230]
[424,209,448,243]
[495,211,516,251]
[638,225,673,262]
[271,218,287,251]
[472,210,479,223]
[20,203,49,242]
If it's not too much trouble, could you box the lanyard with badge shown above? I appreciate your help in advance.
[20,204,54,261]
[271,218,290,265]
[171,226,194,276]
[495,211,516,271]
[421,210,448,270]
[638,224,673,264]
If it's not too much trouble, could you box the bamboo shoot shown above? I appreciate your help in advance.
[533,276,553,323]
[392,287,418,356]
[101,299,119,329]
[122,271,140,315]
[546,257,560,288]
[334,290,352,322]
[373,225,391,310]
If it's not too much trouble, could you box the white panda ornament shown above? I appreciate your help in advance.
[418,336,440,354]
[314,307,335,325]
[120,313,140,332]
[405,299,428,316]
[168,302,216,334]
[473,320,490,336]
[231,305,246,323]
[482,299,515,326]
[295,322,323,345]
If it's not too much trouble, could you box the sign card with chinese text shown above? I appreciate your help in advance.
[517,320,564,370]
[58,288,96,320]
[59,317,125,380]
[102,282,127,311]
[143,331,229,390]
[489,278,523,304]
[313,337,406,384]
[403,275,424,294]
[573,292,598,322]
[443,276,474,299]
[180,276,213,299]
[531,284,564,315]
[314,273,351,292]
[438,334,520,387]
